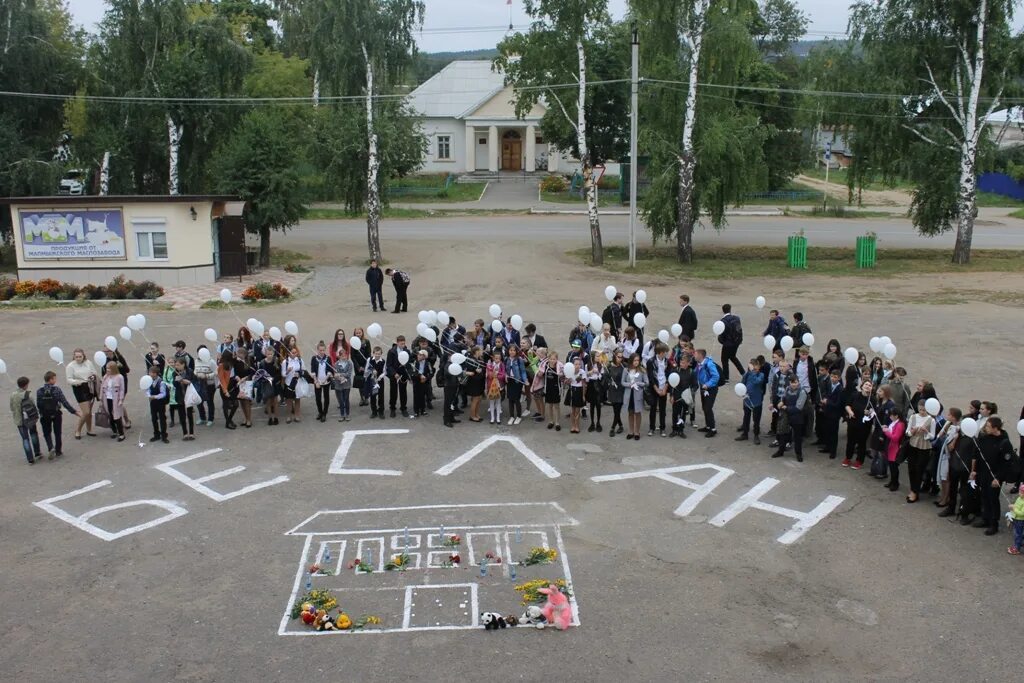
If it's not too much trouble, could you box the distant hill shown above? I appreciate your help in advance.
[414,48,499,84]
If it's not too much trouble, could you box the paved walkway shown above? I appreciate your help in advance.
[157,268,312,310]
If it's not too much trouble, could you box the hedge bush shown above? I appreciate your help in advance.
[540,175,569,193]
[242,281,290,301]
[0,275,164,301]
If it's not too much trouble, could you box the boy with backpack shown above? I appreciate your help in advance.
[36,370,81,460]
[11,376,43,464]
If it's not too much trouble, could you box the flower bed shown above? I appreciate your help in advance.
[241,281,290,301]
[0,275,164,301]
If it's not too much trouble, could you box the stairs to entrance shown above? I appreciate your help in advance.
[457,171,550,184]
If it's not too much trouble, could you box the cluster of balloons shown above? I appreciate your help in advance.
[869,336,898,360]
[244,318,300,341]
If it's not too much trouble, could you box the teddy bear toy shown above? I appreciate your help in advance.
[480,612,508,630]
[314,609,336,631]
[538,585,572,630]
[516,605,547,629]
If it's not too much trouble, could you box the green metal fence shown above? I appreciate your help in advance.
[856,235,877,268]
[787,235,808,269]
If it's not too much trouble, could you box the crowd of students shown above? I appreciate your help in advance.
[9,292,1024,554]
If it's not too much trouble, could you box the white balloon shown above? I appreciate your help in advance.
[633,312,647,329]
[447,363,463,376]
[635,290,647,304]
[204,328,218,342]
[843,347,859,365]
[563,363,576,379]
[802,333,815,347]
[49,346,64,364]
[367,323,383,339]
[398,350,410,365]
[668,372,680,388]
[246,318,260,333]
[198,348,211,363]
[133,314,146,331]
[119,326,132,341]
[219,288,232,304]
[489,304,502,319]
[252,321,265,337]
[416,322,429,337]
[671,323,682,337]
[577,306,591,325]
[883,343,897,360]
[780,336,794,353]
[491,319,502,333]
[658,329,670,344]
[734,383,748,397]
[590,313,602,334]
[925,398,941,416]
[755,296,766,309]
[763,335,776,351]
[285,321,299,336]
[869,337,883,352]
[104,335,118,352]
[93,351,107,369]
[451,353,467,365]
[604,285,617,302]
[126,315,142,331]
[1016,418,1024,438]
[510,314,523,331]
[427,310,438,326]
[139,375,153,392]
[960,417,979,438]
[437,311,450,326]
[879,336,892,346]
[269,326,282,341]
[425,329,437,342]
[0,358,6,374]
[349,336,362,351]
[712,320,725,336]
[418,310,431,324]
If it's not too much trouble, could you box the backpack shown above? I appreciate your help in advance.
[21,391,39,425]
[720,316,743,346]
[37,385,59,417]
[601,305,614,327]
[399,271,411,285]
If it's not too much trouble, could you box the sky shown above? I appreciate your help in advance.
[67,0,859,50]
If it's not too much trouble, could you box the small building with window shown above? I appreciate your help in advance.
[4,195,247,286]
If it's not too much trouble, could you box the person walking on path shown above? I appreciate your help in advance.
[36,370,80,460]
[11,376,43,464]
[717,304,744,384]
[365,259,385,312]
[385,267,410,313]
[678,294,698,341]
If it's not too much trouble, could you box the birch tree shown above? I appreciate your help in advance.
[301,0,424,262]
[850,0,1022,264]
[495,0,624,266]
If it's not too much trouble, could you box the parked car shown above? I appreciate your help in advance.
[58,169,87,195]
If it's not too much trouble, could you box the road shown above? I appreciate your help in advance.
[298,211,1024,249]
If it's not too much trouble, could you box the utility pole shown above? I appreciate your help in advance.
[628,22,639,269]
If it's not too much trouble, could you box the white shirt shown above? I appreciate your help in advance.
[623,338,640,357]
[315,356,329,383]
[283,357,303,382]
[641,340,655,364]
[796,359,810,391]
[591,333,617,356]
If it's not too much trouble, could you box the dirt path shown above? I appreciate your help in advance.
[795,174,914,208]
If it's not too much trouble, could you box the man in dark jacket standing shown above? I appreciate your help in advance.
[365,259,384,312]
[819,369,844,459]
[624,292,650,344]
[717,304,743,384]
[971,417,1016,535]
[678,294,698,340]
[385,267,410,313]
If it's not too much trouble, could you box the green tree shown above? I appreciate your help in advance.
[495,0,626,265]
[213,109,305,266]
[750,0,809,56]
[848,0,1023,264]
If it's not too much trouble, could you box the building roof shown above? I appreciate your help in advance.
[986,106,1023,124]
[2,195,239,206]
[407,60,506,119]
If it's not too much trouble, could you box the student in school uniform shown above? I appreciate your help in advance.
[585,355,605,433]
[281,347,312,424]
[566,358,586,434]
[146,365,170,443]
[669,354,697,438]
[411,349,434,418]
[386,336,411,418]
[311,341,334,422]
[366,346,387,419]
[505,344,528,425]
[170,357,197,440]
[11,376,43,463]
[604,350,626,437]
[101,361,127,441]
[332,351,354,422]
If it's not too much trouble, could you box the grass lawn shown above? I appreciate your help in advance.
[785,208,894,219]
[303,207,528,220]
[540,190,622,207]
[571,245,1024,280]
[269,248,311,266]
[1010,208,1024,219]
[390,181,486,203]
[975,191,1024,207]
[799,166,915,191]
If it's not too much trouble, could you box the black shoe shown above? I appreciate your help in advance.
[587,424,595,433]
[828,453,836,460]
[452,419,462,424]
[736,427,745,433]
[959,516,974,526]
[161,436,170,444]
[771,451,784,458]
[444,422,453,428]
[401,409,409,417]
[984,527,999,536]
[796,454,803,462]
[596,424,602,433]
[390,409,397,418]
[678,431,687,439]
[150,435,161,442]
[226,423,237,430]
[937,509,954,518]
[698,427,710,433]
[626,434,633,440]
[972,519,988,528]
[753,435,760,445]
[379,413,385,420]
[735,434,748,442]
[704,430,717,438]
[371,411,378,418]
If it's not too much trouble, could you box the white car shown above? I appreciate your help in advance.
[58,169,87,195]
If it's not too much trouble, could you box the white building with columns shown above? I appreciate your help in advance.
[407,60,577,175]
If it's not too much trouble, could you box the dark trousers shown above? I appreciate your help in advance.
[945,471,965,514]
[197,382,215,422]
[740,404,762,436]
[389,378,407,411]
[779,423,804,458]
[702,386,718,430]
[335,388,350,417]
[40,413,63,453]
[369,286,384,311]
[314,385,331,417]
[721,345,743,382]
[413,381,428,415]
[174,404,194,436]
[393,284,408,312]
[648,392,666,431]
[150,399,167,437]
[107,399,124,436]
[612,402,624,430]
[821,414,840,455]
[443,383,458,424]
[588,400,602,426]
[18,423,41,462]
[370,384,384,414]
[979,480,1000,528]
[222,395,237,426]
[888,460,900,488]
[845,419,871,463]
[906,446,930,494]
[671,400,687,433]
[507,382,522,418]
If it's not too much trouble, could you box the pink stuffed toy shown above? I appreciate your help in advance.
[538,584,572,630]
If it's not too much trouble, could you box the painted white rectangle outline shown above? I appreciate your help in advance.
[401,583,478,630]
[155,448,289,502]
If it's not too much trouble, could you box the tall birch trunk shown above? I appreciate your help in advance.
[99,151,110,196]
[313,69,321,108]
[676,0,708,264]
[362,43,382,262]
[576,40,603,265]
[166,115,182,195]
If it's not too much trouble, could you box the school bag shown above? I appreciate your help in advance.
[37,385,59,417]
[20,391,39,425]
[601,305,614,328]
[398,271,411,285]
